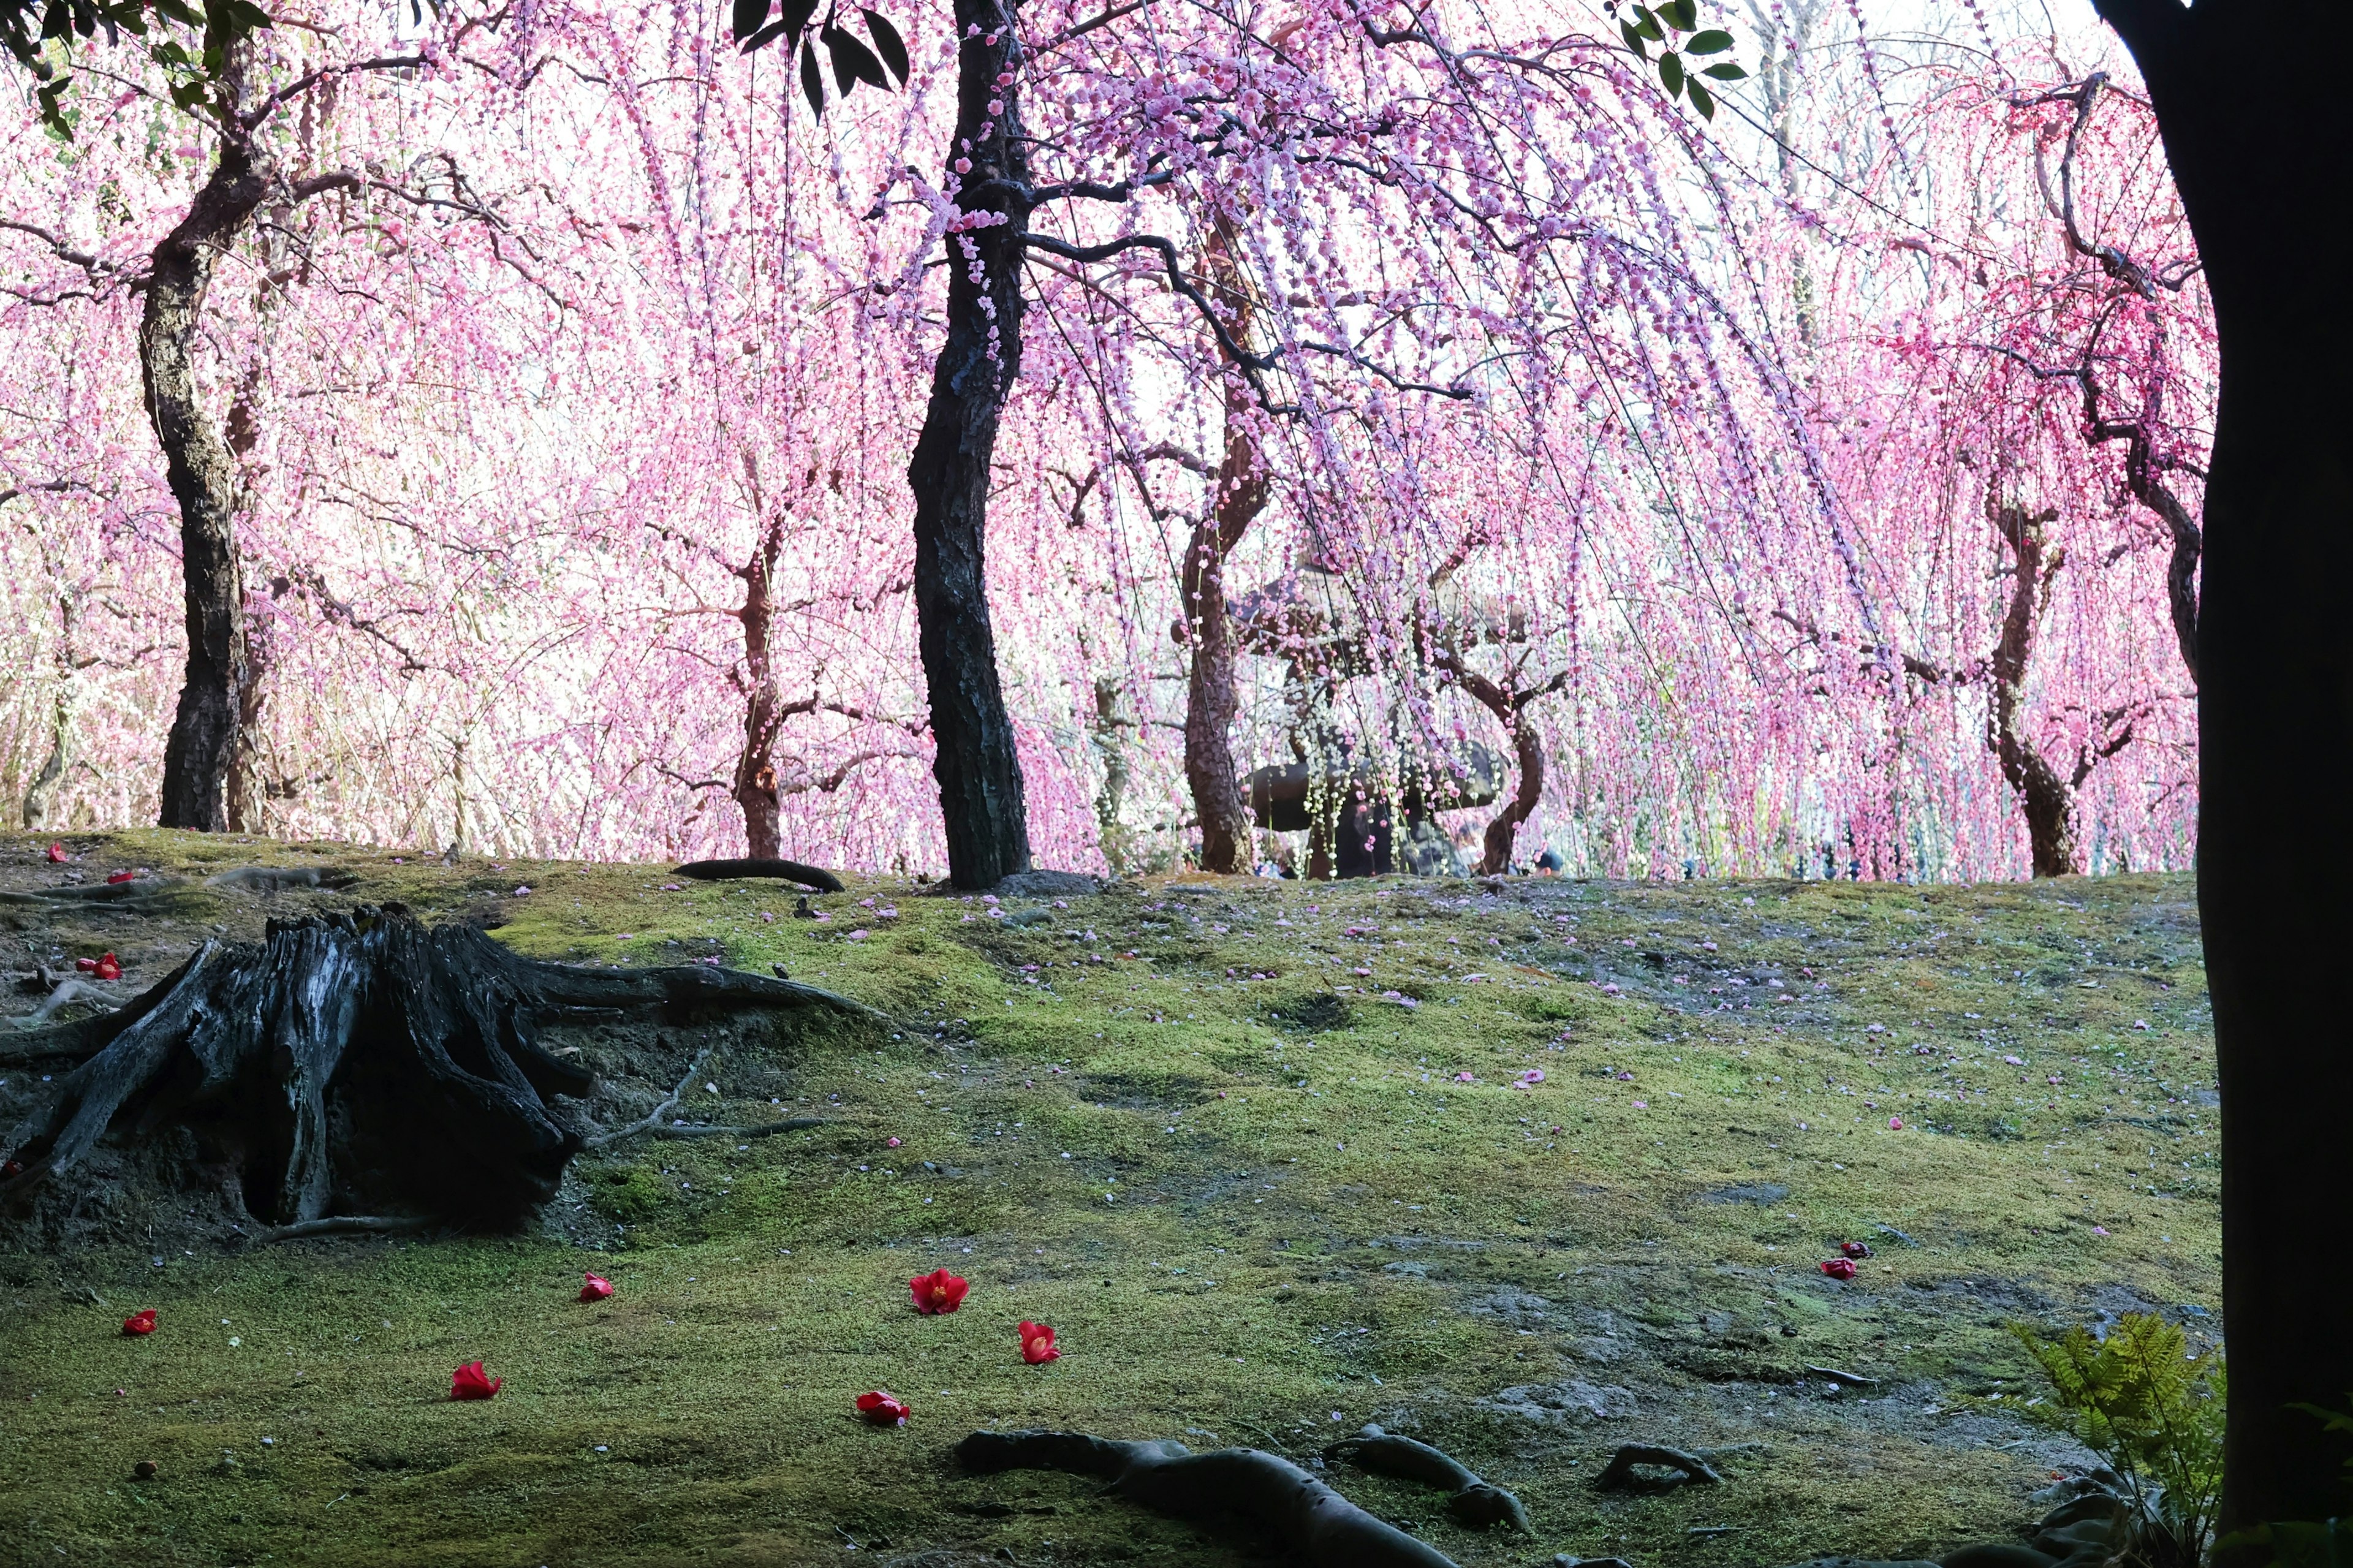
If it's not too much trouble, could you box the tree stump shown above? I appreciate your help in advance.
[1,905,876,1232]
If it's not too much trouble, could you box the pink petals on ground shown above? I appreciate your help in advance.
[910,1268,969,1315]
[857,1390,911,1425]
[1018,1320,1061,1365]
[1887,1116,1904,1130]
[450,1360,502,1399]
[122,1308,157,1336]
[579,1273,613,1302]
[1819,1258,1858,1281]
[45,843,67,863]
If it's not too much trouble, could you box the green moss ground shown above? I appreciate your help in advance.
[0,832,2219,1567]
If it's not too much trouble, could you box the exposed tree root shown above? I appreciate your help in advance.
[0,906,879,1230]
[4,979,129,1039]
[1323,1425,1530,1532]
[673,858,845,893]
[204,866,358,893]
[1593,1443,1722,1489]
[956,1429,1459,1568]
[583,1046,830,1146]
[0,876,178,906]
[248,1215,432,1244]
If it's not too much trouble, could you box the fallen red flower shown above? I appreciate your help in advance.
[1819,1258,1858,1281]
[106,869,136,885]
[856,1390,910,1426]
[910,1267,969,1315]
[122,1308,157,1336]
[1018,1320,1060,1365]
[579,1272,614,1301]
[94,953,121,981]
[450,1360,502,1400]
[75,956,97,972]
[1840,1240,1873,1259]
[45,843,66,863]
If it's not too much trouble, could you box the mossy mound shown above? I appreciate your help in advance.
[0,832,2215,1566]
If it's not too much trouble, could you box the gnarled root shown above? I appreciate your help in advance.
[1594,1443,1722,1489]
[673,858,844,893]
[956,1429,1459,1568]
[1,906,877,1231]
[1324,1425,1530,1532]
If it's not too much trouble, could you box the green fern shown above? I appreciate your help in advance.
[2013,1314,2224,1568]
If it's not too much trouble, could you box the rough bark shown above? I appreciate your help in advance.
[1181,216,1268,874]
[148,131,272,831]
[1985,501,2078,877]
[1090,675,1134,876]
[905,0,1034,889]
[0,907,877,1230]
[731,493,790,862]
[2091,0,2353,1534]
[957,1430,1457,1568]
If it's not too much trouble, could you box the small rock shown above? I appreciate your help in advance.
[133,1460,157,1480]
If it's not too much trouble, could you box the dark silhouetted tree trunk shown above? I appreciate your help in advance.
[730,497,790,862]
[905,0,1033,888]
[2093,0,2353,1534]
[1181,216,1267,875]
[147,99,271,831]
[1985,500,2078,877]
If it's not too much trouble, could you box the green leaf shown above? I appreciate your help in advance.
[860,8,907,85]
[1619,18,1648,58]
[799,34,824,117]
[1631,7,1664,42]
[1702,61,1748,79]
[218,0,270,33]
[1658,0,1698,32]
[781,0,820,39]
[1687,78,1715,117]
[1658,50,1684,97]
[731,0,769,44]
[740,17,790,52]
[1685,28,1733,53]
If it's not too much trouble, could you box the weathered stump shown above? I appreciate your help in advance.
[1,905,876,1231]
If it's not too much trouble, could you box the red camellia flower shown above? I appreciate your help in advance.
[1819,1258,1858,1281]
[910,1268,969,1315]
[579,1273,613,1302]
[94,953,121,981]
[855,1390,910,1426]
[122,1308,157,1336]
[1018,1320,1060,1365]
[105,869,137,885]
[450,1360,503,1400]
[45,843,66,863]
[1839,1240,1873,1259]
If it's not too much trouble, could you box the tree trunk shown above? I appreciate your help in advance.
[21,583,79,831]
[1985,501,2078,877]
[732,504,789,862]
[146,137,272,831]
[1181,218,1267,874]
[906,0,1034,890]
[0,909,876,1232]
[1090,675,1133,876]
[2094,0,2353,1533]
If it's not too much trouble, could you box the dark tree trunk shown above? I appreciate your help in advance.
[1181,218,1268,875]
[147,134,273,831]
[906,0,1034,889]
[2094,0,2353,1534]
[0,908,875,1230]
[1985,501,2079,878]
[732,501,789,862]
